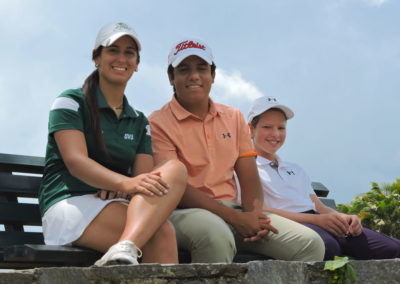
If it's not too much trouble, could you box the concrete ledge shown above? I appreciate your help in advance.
[0,259,399,284]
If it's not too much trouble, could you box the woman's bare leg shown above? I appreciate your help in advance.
[141,220,178,263]
[74,159,186,262]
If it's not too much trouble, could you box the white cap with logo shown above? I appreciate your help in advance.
[94,22,141,51]
[168,37,214,67]
[247,97,294,123]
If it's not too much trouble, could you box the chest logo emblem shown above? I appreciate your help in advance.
[124,133,134,140]
[222,133,231,139]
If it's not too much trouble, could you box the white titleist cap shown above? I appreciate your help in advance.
[247,97,294,123]
[168,37,214,67]
[94,22,141,51]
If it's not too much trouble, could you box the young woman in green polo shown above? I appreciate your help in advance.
[39,22,187,266]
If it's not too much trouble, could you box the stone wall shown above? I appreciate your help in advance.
[0,259,399,284]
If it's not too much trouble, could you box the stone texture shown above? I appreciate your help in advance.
[0,270,35,284]
[0,259,399,284]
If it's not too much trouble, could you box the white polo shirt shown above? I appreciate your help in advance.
[256,155,316,212]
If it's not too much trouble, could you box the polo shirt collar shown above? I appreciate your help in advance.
[169,94,222,120]
[256,155,288,169]
[96,86,138,118]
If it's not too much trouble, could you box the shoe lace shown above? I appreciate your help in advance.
[120,241,142,258]
[136,247,143,258]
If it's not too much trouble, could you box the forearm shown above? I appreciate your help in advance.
[178,184,238,224]
[66,154,129,192]
[235,157,264,212]
[241,186,263,213]
[55,129,130,192]
[264,207,320,224]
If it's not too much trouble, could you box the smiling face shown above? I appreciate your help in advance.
[94,35,139,86]
[169,55,215,109]
[250,109,287,161]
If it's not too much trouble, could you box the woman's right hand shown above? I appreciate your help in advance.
[122,171,170,197]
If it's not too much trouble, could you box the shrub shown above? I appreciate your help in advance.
[337,178,400,239]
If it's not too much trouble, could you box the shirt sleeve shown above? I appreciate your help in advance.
[293,163,316,197]
[237,110,257,158]
[48,95,84,135]
[136,116,153,155]
[148,113,178,165]
[302,168,316,196]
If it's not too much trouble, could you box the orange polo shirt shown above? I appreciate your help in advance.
[149,96,256,203]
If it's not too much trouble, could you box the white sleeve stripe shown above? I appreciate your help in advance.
[51,97,79,112]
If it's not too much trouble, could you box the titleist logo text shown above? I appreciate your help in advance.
[174,40,205,55]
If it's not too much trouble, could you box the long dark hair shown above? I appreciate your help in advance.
[82,47,109,155]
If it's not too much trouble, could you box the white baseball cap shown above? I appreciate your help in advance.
[168,37,214,67]
[94,22,141,51]
[247,97,294,123]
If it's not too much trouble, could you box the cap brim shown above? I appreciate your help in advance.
[103,32,142,51]
[171,48,212,67]
[247,104,294,123]
[274,105,294,119]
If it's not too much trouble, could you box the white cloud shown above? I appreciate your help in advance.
[363,0,388,6]
[213,69,263,103]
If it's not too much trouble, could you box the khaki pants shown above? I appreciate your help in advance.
[169,202,324,263]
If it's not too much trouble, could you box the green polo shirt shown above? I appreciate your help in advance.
[38,87,152,216]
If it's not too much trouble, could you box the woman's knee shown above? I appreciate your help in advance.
[156,159,187,177]
[156,159,188,189]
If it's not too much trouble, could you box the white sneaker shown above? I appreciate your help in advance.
[94,240,142,266]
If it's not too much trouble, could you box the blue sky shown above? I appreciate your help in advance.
[0,0,399,204]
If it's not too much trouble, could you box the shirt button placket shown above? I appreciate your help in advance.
[204,121,211,147]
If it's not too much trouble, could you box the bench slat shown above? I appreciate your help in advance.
[0,231,44,247]
[0,202,41,225]
[4,244,102,267]
[0,172,41,197]
[312,181,329,197]
[319,197,337,210]
[0,153,44,174]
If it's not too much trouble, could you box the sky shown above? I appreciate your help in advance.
[0,0,399,205]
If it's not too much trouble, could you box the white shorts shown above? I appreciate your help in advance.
[42,194,128,245]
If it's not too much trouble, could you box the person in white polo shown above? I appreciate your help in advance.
[246,96,400,260]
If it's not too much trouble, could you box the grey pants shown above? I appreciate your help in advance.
[169,202,324,263]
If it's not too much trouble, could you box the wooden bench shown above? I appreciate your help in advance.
[0,153,102,268]
[0,153,336,268]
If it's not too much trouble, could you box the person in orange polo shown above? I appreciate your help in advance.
[148,37,324,263]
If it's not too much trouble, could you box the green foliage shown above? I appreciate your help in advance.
[324,256,356,284]
[337,178,400,239]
